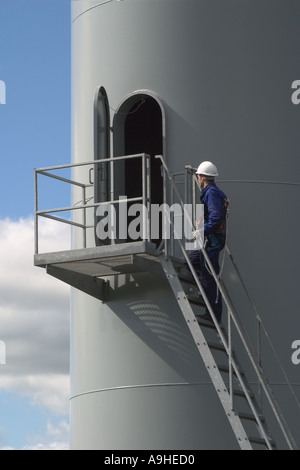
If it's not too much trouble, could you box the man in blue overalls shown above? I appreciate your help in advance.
[188,161,228,324]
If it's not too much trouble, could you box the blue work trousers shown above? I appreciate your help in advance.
[187,249,222,322]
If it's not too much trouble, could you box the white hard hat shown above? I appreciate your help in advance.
[195,161,218,177]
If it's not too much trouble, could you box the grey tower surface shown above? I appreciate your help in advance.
[35,0,300,450]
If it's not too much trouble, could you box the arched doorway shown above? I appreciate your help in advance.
[94,89,165,246]
[113,92,165,245]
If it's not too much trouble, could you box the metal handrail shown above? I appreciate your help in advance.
[34,153,151,254]
[187,166,300,417]
[156,154,297,450]
[171,163,300,418]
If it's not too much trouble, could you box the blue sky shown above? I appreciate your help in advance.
[0,0,71,450]
[0,0,70,219]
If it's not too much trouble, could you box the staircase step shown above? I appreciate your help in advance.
[238,412,265,423]
[233,387,255,400]
[196,315,220,329]
[216,363,245,378]
[177,272,196,285]
[248,435,276,448]
[187,294,206,307]
[207,341,227,353]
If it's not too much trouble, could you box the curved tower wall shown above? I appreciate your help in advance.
[71,0,300,449]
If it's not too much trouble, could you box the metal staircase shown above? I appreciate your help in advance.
[156,156,297,450]
[160,254,274,450]
[34,153,298,450]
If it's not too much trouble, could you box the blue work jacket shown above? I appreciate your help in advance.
[200,183,227,242]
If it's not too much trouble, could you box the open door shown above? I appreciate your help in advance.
[94,89,165,246]
[113,93,164,245]
[94,86,110,246]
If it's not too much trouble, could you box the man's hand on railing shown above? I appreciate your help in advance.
[192,227,204,241]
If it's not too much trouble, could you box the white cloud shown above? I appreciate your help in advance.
[0,217,70,415]
[1,420,70,451]
[0,375,70,416]
[22,420,70,450]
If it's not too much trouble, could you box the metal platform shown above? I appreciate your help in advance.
[34,241,165,302]
[34,241,159,275]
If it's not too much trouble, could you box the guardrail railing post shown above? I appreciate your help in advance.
[228,310,234,410]
[34,169,39,255]
[82,185,87,249]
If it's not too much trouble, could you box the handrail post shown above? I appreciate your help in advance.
[147,154,151,242]
[162,164,168,259]
[82,185,87,249]
[34,169,39,255]
[228,309,234,410]
[257,318,263,410]
[142,154,151,242]
[110,156,115,245]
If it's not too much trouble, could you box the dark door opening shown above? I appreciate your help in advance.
[124,96,163,207]
[121,95,164,245]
